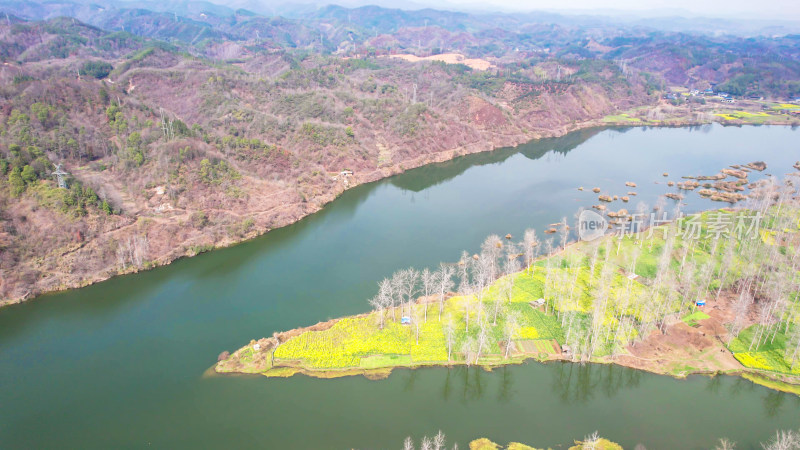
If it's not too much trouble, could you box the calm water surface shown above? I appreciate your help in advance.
[1,125,799,449]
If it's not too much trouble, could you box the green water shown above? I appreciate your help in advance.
[1,125,799,449]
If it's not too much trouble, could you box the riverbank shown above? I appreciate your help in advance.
[5,99,799,309]
[217,199,800,393]
[470,436,622,450]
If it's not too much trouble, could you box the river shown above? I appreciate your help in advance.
[1,125,799,449]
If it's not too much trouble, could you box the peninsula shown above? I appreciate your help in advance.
[217,178,800,394]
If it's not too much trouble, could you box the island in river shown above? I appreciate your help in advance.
[217,175,800,394]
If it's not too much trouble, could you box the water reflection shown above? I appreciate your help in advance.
[391,127,605,193]
[497,366,514,403]
[435,362,648,405]
[764,390,787,418]
[551,363,642,404]
[705,374,723,394]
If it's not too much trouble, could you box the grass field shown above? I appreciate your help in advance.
[728,325,800,375]
[770,103,800,110]
[714,110,780,123]
[601,113,642,123]
[682,310,710,327]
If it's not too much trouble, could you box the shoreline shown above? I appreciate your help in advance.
[212,313,800,395]
[215,203,800,394]
[3,103,798,308]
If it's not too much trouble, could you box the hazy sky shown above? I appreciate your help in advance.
[433,0,800,20]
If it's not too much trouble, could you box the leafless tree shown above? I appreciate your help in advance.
[413,305,424,344]
[472,255,492,322]
[523,228,539,268]
[785,326,800,369]
[503,312,519,358]
[421,268,435,322]
[458,252,473,331]
[444,314,455,361]
[117,235,149,270]
[461,336,476,365]
[583,431,601,449]
[481,234,503,280]
[761,429,799,450]
[475,320,489,362]
[433,431,446,450]
[437,263,455,320]
[394,268,419,318]
[421,436,433,450]
[379,278,397,322]
[368,294,386,328]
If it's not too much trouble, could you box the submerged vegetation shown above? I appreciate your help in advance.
[219,177,800,389]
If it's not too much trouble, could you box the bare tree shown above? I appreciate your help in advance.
[472,255,492,322]
[444,314,455,361]
[421,436,433,450]
[433,431,446,450]
[761,429,799,450]
[481,234,503,281]
[379,278,397,322]
[475,320,489,362]
[421,268,435,322]
[523,228,539,268]
[368,294,385,328]
[785,326,800,370]
[392,268,419,318]
[461,336,476,365]
[117,235,149,270]
[715,438,737,450]
[583,431,601,449]
[437,263,455,320]
[503,312,519,358]
[458,252,473,331]
[413,305,425,344]
[404,436,415,450]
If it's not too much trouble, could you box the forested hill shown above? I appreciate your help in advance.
[0,1,799,304]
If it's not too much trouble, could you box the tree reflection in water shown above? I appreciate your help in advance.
[437,362,647,404]
[497,366,514,403]
[551,362,642,404]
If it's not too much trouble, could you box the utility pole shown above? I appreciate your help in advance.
[52,164,69,189]
[412,83,417,104]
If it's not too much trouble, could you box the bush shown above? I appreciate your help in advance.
[79,60,113,79]
[20,165,36,184]
[199,158,241,185]
[8,167,24,196]
[299,122,348,146]
[191,211,208,228]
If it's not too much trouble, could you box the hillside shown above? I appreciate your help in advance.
[1,3,800,304]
